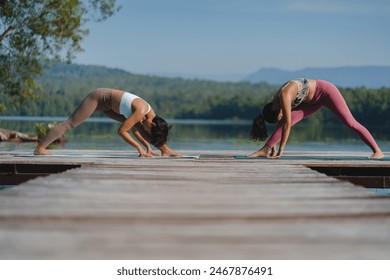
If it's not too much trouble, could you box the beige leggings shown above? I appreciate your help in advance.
[39,88,126,148]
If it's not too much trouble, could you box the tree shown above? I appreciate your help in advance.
[0,0,120,112]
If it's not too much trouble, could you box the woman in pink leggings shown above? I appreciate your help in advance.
[34,88,179,157]
[249,79,384,159]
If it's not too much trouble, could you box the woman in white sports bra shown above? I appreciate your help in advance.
[34,88,180,157]
[249,79,384,159]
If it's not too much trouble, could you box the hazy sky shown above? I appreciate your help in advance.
[75,0,390,79]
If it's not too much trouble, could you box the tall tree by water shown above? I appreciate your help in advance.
[0,0,120,112]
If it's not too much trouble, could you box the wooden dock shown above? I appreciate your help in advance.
[0,149,390,259]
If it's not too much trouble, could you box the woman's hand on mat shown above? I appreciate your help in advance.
[138,148,151,158]
[270,146,277,157]
[268,150,282,159]
[147,149,161,157]
[268,154,282,159]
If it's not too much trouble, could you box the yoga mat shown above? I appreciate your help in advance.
[13,152,200,159]
[234,155,389,161]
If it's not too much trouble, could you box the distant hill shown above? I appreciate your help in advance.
[26,62,274,119]
[244,66,390,88]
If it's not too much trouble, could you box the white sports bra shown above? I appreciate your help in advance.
[119,92,151,118]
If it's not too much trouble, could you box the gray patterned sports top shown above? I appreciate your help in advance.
[279,78,309,108]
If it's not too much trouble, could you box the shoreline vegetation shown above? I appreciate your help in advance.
[1,63,389,146]
[1,63,389,127]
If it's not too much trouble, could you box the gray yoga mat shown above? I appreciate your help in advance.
[13,152,200,159]
[234,155,389,161]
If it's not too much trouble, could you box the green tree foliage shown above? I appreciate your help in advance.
[0,0,120,112]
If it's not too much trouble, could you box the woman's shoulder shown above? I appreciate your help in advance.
[280,80,298,94]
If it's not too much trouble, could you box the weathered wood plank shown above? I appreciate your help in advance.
[0,149,389,259]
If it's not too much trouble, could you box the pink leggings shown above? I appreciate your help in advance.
[266,80,379,151]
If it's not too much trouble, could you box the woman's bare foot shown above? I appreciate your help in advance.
[248,146,269,157]
[33,146,52,155]
[160,145,181,157]
[369,150,384,159]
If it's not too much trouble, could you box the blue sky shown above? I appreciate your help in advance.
[75,0,390,80]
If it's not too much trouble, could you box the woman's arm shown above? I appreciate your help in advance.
[277,97,292,157]
[132,124,160,156]
[269,85,294,158]
[118,109,150,157]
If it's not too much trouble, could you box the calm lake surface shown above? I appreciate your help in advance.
[1,116,390,152]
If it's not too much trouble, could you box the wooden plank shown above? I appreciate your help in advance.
[1,217,390,259]
[0,149,389,259]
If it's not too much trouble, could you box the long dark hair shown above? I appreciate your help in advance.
[150,115,172,147]
[262,102,279,124]
[250,113,268,141]
[250,102,280,141]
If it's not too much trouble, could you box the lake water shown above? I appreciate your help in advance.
[1,116,390,152]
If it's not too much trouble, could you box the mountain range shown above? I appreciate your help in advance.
[41,63,390,88]
[244,66,390,88]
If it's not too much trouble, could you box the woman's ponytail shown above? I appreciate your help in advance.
[250,113,268,141]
